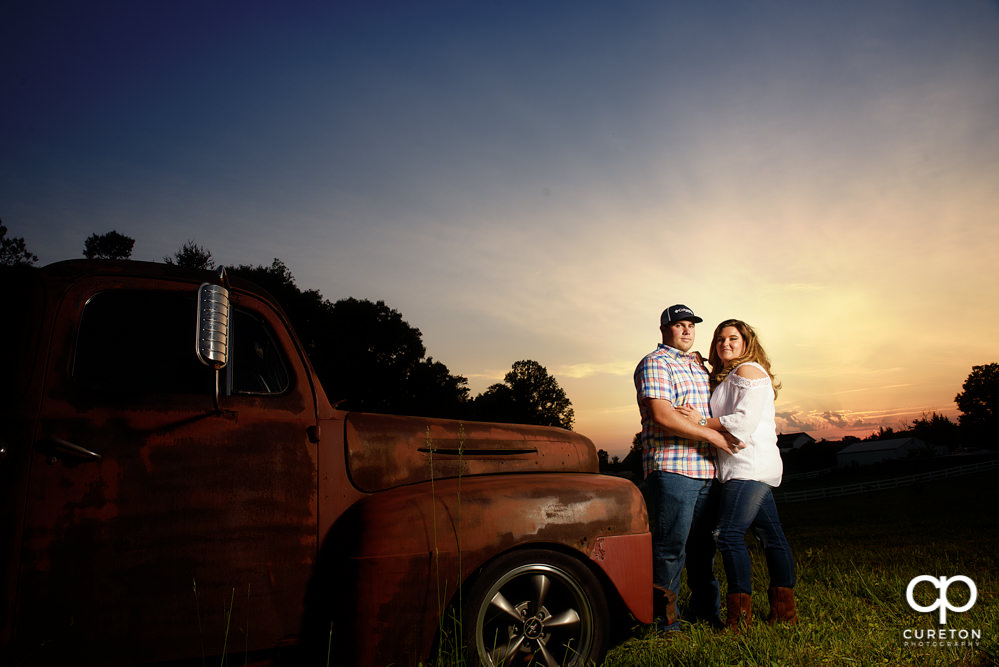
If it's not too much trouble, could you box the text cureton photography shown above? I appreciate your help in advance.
[902,574,983,650]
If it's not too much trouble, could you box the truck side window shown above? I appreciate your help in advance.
[230,308,291,395]
[74,291,213,395]
[73,291,292,398]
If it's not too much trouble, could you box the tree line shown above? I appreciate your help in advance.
[6,224,997,441]
[1,224,574,429]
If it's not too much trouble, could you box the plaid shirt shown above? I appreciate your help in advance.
[634,344,716,479]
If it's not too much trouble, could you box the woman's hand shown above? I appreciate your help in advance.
[723,432,745,453]
[707,430,744,455]
[675,405,704,424]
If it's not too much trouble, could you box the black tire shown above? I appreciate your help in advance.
[463,549,609,667]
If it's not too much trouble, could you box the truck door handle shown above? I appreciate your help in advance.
[36,436,104,464]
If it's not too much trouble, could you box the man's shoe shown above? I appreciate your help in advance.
[697,614,726,631]
[653,618,683,634]
[652,585,679,627]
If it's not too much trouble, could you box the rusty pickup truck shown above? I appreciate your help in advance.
[0,260,651,666]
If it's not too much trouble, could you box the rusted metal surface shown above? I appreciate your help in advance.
[2,261,652,666]
[589,533,654,623]
[316,472,651,665]
[345,411,599,492]
[6,265,319,665]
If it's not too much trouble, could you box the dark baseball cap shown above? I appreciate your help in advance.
[660,304,702,326]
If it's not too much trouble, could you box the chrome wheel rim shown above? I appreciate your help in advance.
[474,563,595,667]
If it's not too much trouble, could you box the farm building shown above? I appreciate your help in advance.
[835,437,938,468]
[777,432,815,453]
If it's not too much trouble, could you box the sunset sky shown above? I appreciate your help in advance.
[3,1,998,458]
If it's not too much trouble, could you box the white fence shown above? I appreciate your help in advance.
[774,460,999,504]
[783,468,833,481]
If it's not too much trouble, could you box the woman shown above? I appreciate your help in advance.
[677,319,797,630]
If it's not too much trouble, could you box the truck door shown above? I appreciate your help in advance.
[18,276,318,665]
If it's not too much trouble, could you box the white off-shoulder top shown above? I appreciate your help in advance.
[710,362,782,486]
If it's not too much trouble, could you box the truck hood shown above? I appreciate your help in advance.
[344,413,599,493]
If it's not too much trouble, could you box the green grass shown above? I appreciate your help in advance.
[602,471,999,666]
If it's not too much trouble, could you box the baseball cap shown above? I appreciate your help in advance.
[660,304,703,326]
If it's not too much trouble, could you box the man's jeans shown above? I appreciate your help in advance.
[645,471,720,621]
[713,479,796,595]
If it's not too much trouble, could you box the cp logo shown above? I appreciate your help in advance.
[906,575,977,624]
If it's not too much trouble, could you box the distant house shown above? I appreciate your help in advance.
[777,432,815,453]
[835,437,937,468]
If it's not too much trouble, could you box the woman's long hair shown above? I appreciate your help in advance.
[708,319,780,398]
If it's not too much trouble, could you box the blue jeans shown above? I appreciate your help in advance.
[644,471,720,620]
[713,479,795,595]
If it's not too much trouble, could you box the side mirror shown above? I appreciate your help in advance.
[197,269,231,411]
[196,282,230,369]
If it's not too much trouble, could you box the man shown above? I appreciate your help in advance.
[634,304,739,632]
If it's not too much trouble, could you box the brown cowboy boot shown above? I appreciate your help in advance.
[725,593,753,631]
[653,585,680,631]
[766,586,798,625]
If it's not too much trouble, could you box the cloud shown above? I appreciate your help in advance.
[776,401,961,439]
[831,383,914,395]
[554,360,636,379]
[465,370,506,385]
[777,409,854,432]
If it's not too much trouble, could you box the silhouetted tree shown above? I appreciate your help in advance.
[597,449,610,471]
[402,357,471,418]
[83,230,135,259]
[955,363,999,448]
[323,297,428,411]
[165,241,215,269]
[474,360,574,429]
[907,412,960,451]
[0,221,38,266]
[473,383,517,424]
[229,259,469,419]
[628,433,644,478]
[230,258,332,362]
[864,426,896,441]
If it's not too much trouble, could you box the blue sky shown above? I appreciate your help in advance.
[4,0,998,457]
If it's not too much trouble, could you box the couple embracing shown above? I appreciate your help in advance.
[634,304,797,633]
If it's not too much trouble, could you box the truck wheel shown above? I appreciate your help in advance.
[463,549,608,667]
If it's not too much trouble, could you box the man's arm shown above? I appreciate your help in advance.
[645,397,740,455]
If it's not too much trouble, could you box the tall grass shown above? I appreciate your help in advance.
[190,581,259,667]
[603,471,999,666]
[428,424,468,667]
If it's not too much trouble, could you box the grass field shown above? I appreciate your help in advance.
[601,470,999,666]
